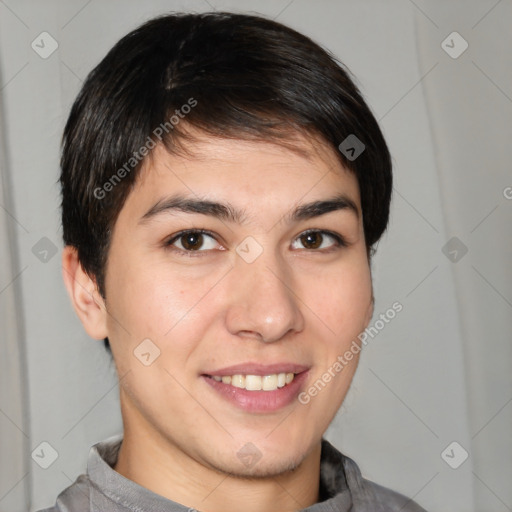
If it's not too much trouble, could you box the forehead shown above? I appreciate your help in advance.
[122,133,361,223]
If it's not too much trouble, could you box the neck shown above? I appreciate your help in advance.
[113,396,321,512]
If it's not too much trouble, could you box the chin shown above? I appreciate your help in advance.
[206,439,312,480]
[223,452,307,480]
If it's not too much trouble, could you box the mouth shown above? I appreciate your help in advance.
[201,364,310,413]
[204,372,297,391]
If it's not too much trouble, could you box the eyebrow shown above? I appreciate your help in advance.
[139,193,359,225]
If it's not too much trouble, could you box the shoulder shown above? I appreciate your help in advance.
[35,474,91,512]
[343,455,428,511]
[360,478,428,511]
[319,439,428,511]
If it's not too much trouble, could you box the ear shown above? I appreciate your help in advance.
[364,293,374,327]
[61,246,108,340]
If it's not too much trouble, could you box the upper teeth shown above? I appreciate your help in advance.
[210,373,295,391]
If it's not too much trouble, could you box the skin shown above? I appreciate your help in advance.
[62,132,374,512]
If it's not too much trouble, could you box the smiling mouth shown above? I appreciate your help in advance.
[204,372,297,391]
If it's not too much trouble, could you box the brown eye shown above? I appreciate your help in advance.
[300,232,323,249]
[291,230,346,251]
[181,232,204,251]
[166,230,219,253]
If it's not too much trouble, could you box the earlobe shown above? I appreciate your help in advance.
[61,246,109,340]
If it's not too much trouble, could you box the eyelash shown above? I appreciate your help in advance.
[164,228,348,257]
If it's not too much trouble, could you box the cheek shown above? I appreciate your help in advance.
[105,255,224,362]
[300,262,371,414]
[108,267,174,336]
[309,260,372,341]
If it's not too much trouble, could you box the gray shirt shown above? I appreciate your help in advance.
[37,434,427,512]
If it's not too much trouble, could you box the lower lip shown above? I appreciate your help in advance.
[202,371,309,413]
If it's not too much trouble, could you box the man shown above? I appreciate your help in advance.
[40,11,427,512]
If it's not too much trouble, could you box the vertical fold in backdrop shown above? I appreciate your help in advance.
[0,66,30,511]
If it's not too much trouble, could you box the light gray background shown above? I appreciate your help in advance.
[0,1,511,511]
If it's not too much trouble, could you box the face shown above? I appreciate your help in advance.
[102,133,373,478]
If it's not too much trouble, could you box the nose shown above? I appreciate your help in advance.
[224,249,305,343]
